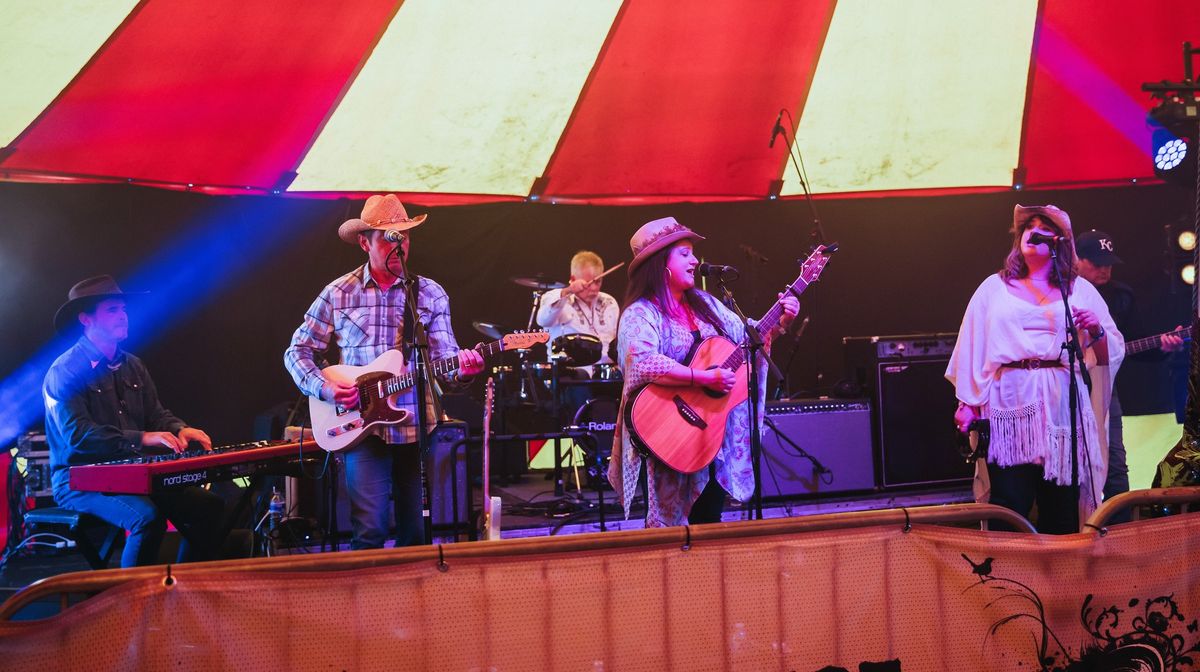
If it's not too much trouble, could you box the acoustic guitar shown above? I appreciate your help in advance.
[625,244,836,474]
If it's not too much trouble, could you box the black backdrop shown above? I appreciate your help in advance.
[1,181,1191,443]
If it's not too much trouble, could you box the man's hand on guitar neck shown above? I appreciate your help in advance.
[459,345,486,378]
[1163,325,1187,352]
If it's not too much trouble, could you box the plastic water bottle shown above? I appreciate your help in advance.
[268,487,285,533]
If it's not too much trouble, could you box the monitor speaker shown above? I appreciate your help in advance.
[844,334,972,488]
[762,399,875,497]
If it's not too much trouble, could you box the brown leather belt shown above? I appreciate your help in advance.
[1001,359,1063,370]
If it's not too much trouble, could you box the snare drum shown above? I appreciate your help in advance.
[552,333,602,368]
[591,363,623,381]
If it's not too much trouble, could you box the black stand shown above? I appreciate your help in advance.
[772,109,827,398]
[1048,247,1092,511]
[713,278,784,520]
[392,247,437,545]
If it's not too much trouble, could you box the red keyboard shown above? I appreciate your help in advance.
[69,440,322,495]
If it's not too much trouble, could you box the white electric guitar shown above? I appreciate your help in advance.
[309,332,549,452]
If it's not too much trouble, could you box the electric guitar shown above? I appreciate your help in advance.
[309,331,549,452]
[1124,326,1190,356]
[625,244,837,474]
[481,377,502,540]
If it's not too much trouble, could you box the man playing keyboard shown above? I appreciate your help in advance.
[42,275,226,567]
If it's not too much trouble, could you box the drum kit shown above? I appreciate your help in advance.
[472,274,622,492]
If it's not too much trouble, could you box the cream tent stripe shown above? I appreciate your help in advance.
[290,0,622,195]
[0,0,140,147]
[785,0,1038,195]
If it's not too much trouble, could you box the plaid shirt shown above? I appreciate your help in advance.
[285,264,464,445]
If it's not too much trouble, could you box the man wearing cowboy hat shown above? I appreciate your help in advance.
[285,195,484,550]
[43,275,227,567]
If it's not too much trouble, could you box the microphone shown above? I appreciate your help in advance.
[696,262,739,277]
[1027,231,1066,246]
[768,110,785,148]
[383,229,407,243]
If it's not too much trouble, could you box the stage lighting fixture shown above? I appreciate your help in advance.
[1154,134,1188,172]
[1183,264,1196,286]
[1180,230,1197,252]
[1149,119,1196,186]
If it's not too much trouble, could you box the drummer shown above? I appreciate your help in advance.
[536,250,620,376]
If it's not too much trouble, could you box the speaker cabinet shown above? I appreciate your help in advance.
[287,422,471,541]
[762,399,875,498]
[844,334,972,488]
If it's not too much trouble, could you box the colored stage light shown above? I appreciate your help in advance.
[1182,264,1196,286]
[1154,136,1188,172]
[1179,230,1197,252]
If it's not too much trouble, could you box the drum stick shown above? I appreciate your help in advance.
[585,262,625,286]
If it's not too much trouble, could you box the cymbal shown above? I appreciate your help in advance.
[472,320,513,341]
[510,275,566,290]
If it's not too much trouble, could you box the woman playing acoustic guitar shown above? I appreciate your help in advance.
[608,217,798,527]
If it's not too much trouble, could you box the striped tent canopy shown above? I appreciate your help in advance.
[1,0,1197,205]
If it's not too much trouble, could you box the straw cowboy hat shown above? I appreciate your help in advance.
[53,275,146,333]
[338,194,427,244]
[1013,204,1072,236]
[628,216,705,274]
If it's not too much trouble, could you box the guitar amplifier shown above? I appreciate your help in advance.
[286,422,471,542]
[844,333,972,488]
[762,399,875,498]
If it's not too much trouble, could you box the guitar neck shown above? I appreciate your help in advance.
[382,339,508,396]
[1125,327,1190,355]
[719,277,812,371]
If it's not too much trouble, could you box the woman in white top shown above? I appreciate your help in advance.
[947,205,1124,534]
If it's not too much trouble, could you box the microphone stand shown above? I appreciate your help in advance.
[713,277,783,520]
[1048,246,1092,518]
[393,247,437,545]
[773,109,828,395]
[775,110,827,247]
[773,316,809,400]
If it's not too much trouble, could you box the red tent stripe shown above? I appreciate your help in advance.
[0,0,398,190]
[1020,0,1200,188]
[541,0,837,200]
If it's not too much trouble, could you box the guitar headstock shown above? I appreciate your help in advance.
[798,243,837,284]
[500,330,551,351]
[484,376,495,411]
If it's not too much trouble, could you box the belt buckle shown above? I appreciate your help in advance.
[1028,359,1041,370]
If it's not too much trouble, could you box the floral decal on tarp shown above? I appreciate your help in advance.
[963,554,1200,671]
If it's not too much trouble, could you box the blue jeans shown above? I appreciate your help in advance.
[56,486,226,568]
[343,436,425,549]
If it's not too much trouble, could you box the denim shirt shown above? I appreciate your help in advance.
[43,335,186,495]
